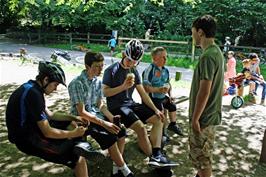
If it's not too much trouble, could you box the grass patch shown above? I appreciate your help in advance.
[115,53,198,69]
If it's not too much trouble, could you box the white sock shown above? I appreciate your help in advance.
[118,163,131,176]
[113,162,119,174]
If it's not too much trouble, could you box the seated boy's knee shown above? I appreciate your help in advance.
[132,122,147,135]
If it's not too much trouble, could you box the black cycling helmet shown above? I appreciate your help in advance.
[38,61,66,86]
[124,39,144,61]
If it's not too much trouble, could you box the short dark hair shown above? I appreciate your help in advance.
[192,15,217,38]
[84,52,104,66]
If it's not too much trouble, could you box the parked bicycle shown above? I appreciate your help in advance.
[51,50,71,64]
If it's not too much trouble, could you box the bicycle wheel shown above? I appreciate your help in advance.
[231,96,244,109]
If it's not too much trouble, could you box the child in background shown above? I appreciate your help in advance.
[224,51,236,82]
[240,59,256,103]
[108,36,117,63]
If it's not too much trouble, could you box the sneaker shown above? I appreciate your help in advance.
[125,173,134,177]
[161,135,170,148]
[167,124,184,136]
[73,142,105,162]
[111,171,123,177]
[261,99,265,106]
[148,154,178,167]
[111,171,134,177]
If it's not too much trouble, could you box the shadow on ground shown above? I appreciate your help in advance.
[0,84,266,177]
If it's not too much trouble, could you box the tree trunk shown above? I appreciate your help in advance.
[259,129,266,163]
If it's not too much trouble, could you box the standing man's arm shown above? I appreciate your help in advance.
[136,84,165,121]
[191,80,212,133]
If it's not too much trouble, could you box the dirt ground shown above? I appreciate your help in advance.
[0,58,266,177]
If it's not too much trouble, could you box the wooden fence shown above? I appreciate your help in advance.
[5,32,265,61]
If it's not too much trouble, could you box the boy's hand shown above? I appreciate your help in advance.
[75,116,89,127]
[158,86,169,94]
[123,77,135,89]
[72,126,87,137]
[102,121,120,134]
[192,119,201,134]
[155,109,165,122]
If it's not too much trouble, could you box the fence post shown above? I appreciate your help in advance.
[87,32,90,44]
[38,31,41,43]
[191,38,195,62]
[28,33,31,43]
[69,33,72,46]
[260,129,266,163]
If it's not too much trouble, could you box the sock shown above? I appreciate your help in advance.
[152,148,161,157]
[118,163,131,176]
[163,128,168,136]
[169,122,176,126]
[112,162,119,174]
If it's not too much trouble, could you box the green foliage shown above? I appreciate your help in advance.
[5,0,266,46]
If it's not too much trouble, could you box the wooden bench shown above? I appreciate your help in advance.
[173,96,189,104]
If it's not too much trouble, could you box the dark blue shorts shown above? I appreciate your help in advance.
[151,96,176,112]
[110,102,155,128]
[85,121,126,150]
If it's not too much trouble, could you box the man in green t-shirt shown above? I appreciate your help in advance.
[189,15,224,177]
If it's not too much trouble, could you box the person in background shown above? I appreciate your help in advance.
[189,15,224,177]
[223,36,231,54]
[249,53,266,105]
[224,51,236,82]
[108,36,117,64]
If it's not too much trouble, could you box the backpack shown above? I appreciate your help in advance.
[6,81,34,143]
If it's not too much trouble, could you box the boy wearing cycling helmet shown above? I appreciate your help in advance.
[5,61,99,177]
[102,39,177,167]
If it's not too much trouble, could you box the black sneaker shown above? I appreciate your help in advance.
[161,135,170,148]
[111,171,134,177]
[111,170,123,177]
[167,124,184,136]
[125,173,134,177]
[73,142,105,162]
[148,154,178,167]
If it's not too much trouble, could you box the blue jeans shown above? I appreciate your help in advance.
[255,81,266,100]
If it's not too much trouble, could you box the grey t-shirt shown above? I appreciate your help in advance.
[102,62,141,110]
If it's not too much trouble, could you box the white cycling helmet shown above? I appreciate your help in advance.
[124,39,144,61]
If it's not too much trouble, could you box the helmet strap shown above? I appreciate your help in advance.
[40,77,50,91]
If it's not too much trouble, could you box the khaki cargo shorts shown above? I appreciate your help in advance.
[189,125,216,170]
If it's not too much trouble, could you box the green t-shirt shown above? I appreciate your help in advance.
[189,44,224,127]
